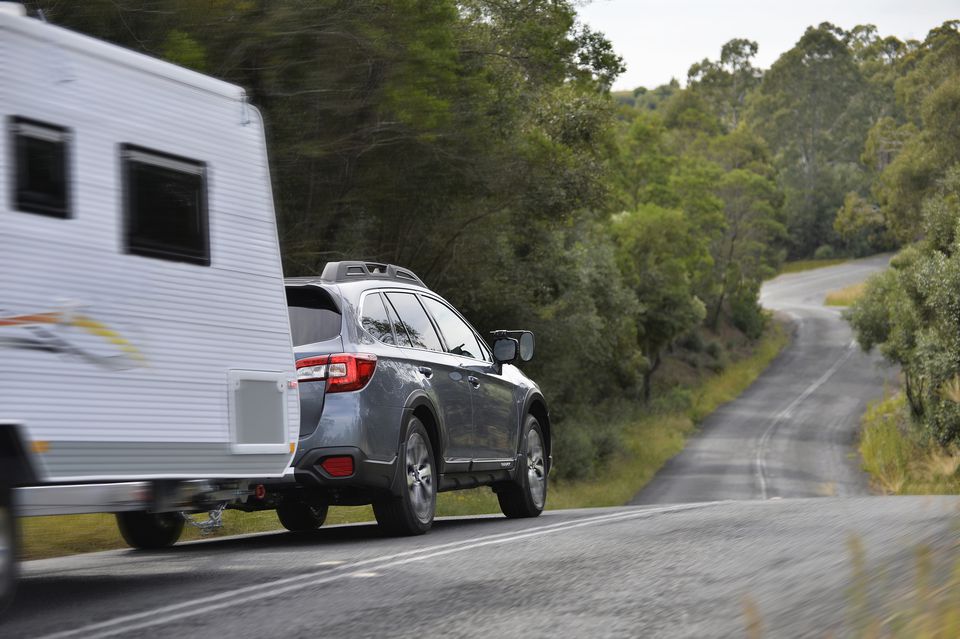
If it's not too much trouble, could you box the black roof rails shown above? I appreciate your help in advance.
[320,261,425,286]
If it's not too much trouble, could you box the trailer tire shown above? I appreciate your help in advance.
[276,501,328,532]
[0,481,17,614]
[116,511,185,550]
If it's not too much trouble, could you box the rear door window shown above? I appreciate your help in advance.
[286,287,341,346]
[385,292,443,352]
[420,297,487,361]
[360,293,396,345]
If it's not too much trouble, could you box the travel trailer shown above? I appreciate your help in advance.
[0,3,299,608]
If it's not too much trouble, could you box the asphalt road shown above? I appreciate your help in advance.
[8,498,960,638]
[634,254,897,504]
[9,254,946,639]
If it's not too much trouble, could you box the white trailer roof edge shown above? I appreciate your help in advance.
[0,7,246,102]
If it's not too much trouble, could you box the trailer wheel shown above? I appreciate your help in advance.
[0,481,16,614]
[276,501,328,532]
[116,511,185,550]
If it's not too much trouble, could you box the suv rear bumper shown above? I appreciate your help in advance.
[294,446,398,493]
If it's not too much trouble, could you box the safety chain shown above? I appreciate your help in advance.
[180,503,227,536]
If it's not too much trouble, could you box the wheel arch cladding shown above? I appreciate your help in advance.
[412,404,441,461]
[528,398,551,459]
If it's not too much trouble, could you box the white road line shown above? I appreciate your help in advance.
[754,339,857,500]
[36,504,713,639]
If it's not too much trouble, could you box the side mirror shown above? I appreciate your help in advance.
[518,331,535,362]
[490,330,535,364]
[493,337,518,363]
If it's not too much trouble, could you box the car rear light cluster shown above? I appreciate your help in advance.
[296,353,377,393]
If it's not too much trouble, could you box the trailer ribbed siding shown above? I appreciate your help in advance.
[0,13,299,481]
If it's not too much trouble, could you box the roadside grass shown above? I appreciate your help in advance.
[825,282,868,306]
[859,392,960,495]
[21,320,789,561]
[745,534,960,638]
[777,257,848,275]
[845,536,960,638]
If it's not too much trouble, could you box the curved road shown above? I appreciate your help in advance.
[9,255,953,639]
[634,254,896,504]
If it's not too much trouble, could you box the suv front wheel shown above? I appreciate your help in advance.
[374,418,436,536]
[497,415,547,518]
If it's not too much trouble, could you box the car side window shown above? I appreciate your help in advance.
[385,292,443,352]
[382,295,412,347]
[421,296,487,362]
[360,293,396,345]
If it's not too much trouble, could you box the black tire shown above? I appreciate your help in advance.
[116,511,185,550]
[0,481,17,615]
[374,418,436,536]
[277,501,328,532]
[498,415,547,518]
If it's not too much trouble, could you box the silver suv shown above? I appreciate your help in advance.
[276,261,551,535]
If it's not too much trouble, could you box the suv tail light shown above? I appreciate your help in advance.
[296,353,377,393]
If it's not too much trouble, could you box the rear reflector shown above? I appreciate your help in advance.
[321,456,355,477]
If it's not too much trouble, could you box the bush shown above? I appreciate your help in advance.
[813,244,836,259]
[730,284,767,339]
[678,329,705,353]
[705,340,723,359]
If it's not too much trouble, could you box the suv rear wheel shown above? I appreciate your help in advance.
[374,418,435,536]
[497,415,547,518]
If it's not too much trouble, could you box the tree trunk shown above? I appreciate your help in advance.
[642,351,662,402]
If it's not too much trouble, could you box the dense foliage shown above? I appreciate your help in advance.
[845,23,960,449]
[30,1,959,474]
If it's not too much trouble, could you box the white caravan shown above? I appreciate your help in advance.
[0,4,299,607]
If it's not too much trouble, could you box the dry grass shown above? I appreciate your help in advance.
[825,282,868,306]
[777,258,848,275]
[859,393,960,496]
[846,535,960,639]
[21,321,790,561]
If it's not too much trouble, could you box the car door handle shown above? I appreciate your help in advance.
[467,375,480,388]
[418,366,433,378]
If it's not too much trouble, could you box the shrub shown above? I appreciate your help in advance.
[813,244,836,259]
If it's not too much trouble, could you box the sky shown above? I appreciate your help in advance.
[576,0,959,91]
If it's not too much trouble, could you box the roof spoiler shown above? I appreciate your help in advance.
[320,261,424,286]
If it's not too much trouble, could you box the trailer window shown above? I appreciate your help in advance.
[287,287,342,346]
[11,117,71,218]
[122,145,209,266]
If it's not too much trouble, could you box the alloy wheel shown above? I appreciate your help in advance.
[406,431,434,523]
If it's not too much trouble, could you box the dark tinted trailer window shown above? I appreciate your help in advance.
[286,287,342,346]
[420,296,486,361]
[11,117,70,218]
[385,292,443,352]
[360,293,396,345]
[123,145,209,265]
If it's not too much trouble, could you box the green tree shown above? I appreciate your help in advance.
[612,205,707,400]
[687,38,762,131]
[850,167,960,442]
[748,23,871,256]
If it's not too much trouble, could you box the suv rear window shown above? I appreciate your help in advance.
[287,287,341,346]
